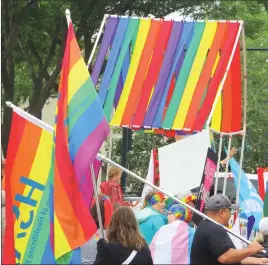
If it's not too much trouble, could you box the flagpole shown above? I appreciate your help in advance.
[5,102,265,252]
[87,14,108,68]
[65,9,71,27]
[90,164,105,239]
[214,134,223,195]
[222,135,232,195]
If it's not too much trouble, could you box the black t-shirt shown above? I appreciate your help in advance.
[190,220,240,265]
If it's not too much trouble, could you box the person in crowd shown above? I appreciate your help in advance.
[136,191,167,244]
[252,217,268,258]
[150,204,195,264]
[100,167,130,206]
[94,206,153,265]
[190,194,268,265]
[81,194,114,264]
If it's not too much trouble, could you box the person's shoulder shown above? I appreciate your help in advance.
[197,220,223,233]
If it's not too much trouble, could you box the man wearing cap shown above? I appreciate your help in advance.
[191,194,268,265]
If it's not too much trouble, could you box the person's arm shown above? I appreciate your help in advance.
[220,147,237,166]
[93,239,109,265]
[217,242,264,264]
[241,257,268,264]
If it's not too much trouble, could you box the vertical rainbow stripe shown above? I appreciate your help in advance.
[53,20,110,260]
[3,111,54,264]
[92,18,242,134]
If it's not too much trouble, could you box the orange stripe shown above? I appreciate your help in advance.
[69,31,80,71]
[10,120,42,209]
[54,166,86,249]
[121,20,161,126]
[183,23,228,130]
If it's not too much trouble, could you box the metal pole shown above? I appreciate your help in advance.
[214,134,223,195]
[206,22,243,128]
[236,25,248,204]
[97,153,257,247]
[90,164,105,239]
[222,136,232,195]
[87,14,108,68]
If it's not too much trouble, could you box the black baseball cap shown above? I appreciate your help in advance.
[205,194,239,211]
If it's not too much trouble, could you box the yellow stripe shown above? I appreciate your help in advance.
[110,19,151,126]
[172,22,218,129]
[14,130,52,261]
[68,58,89,104]
[211,53,222,130]
[54,215,71,259]
[147,86,155,110]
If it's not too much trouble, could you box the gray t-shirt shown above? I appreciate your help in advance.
[81,229,106,264]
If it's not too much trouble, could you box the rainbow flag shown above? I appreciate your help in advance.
[3,109,55,264]
[53,18,110,261]
[92,18,243,134]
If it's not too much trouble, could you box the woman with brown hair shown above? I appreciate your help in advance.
[94,206,153,265]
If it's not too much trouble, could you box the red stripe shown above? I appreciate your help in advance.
[55,22,96,251]
[3,112,42,264]
[221,66,232,132]
[163,74,176,121]
[230,41,242,132]
[257,168,265,201]
[193,23,240,131]
[132,21,173,128]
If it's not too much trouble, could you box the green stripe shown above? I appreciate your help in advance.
[68,78,97,132]
[162,22,206,129]
[103,19,140,121]
[22,172,51,263]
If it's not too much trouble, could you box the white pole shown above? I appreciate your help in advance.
[206,22,243,129]
[214,134,223,195]
[90,164,105,238]
[236,25,248,204]
[222,136,232,195]
[87,14,108,68]
[65,9,71,27]
[6,101,265,251]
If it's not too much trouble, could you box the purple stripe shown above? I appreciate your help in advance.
[73,118,109,182]
[114,73,123,108]
[79,158,102,206]
[91,17,119,86]
[143,22,183,127]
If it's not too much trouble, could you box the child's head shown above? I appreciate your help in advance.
[108,167,122,183]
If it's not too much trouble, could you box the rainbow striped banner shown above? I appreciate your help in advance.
[92,17,243,133]
[3,110,55,264]
[53,18,110,261]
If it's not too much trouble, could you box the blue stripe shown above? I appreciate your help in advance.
[152,22,195,128]
[98,18,129,107]
[41,238,56,264]
[68,99,104,161]
[69,248,81,264]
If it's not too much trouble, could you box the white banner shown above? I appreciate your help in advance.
[158,131,210,195]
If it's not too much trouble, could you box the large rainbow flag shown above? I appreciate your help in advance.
[92,17,243,133]
[3,109,55,264]
[52,18,110,261]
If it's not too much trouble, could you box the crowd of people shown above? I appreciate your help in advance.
[1,162,268,264]
[79,167,268,265]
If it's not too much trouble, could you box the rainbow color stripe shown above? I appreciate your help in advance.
[147,192,165,206]
[169,204,192,223]
[53,20,110,260]
[3,111,54,264]
[92,17,242,133]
